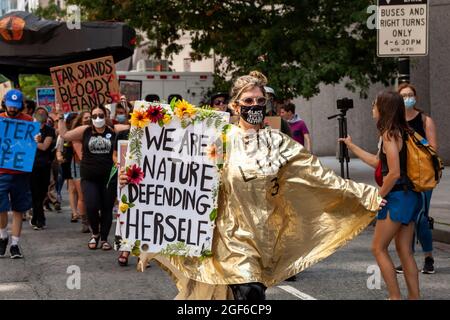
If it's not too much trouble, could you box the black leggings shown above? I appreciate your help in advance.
[81,178,116,241]
[31,166,51,226]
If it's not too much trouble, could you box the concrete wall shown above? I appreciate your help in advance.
[292,82,387,158]
[414,0,450,164]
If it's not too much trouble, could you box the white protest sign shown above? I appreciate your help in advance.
[115,100,230,258]
[377,0,429,57]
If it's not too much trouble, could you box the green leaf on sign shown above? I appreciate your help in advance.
[121,194,128,203]
[131,240,141,257]
[129,203,135,208]
[209,208,217,221]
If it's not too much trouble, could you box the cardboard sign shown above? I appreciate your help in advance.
[50,56,120,112]
[264,116,282,130]
[377,0,429,57]
[116,101,229,257]
[0,118,39,172]
[36,87,56,113]
[119,80,142,102]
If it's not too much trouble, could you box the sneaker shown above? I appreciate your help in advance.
[395,265,403,274]
[0,237,8,257]
[54,203,62,211]
[33,222,45,231]
[422,257,435,274]
[10,245,23,259]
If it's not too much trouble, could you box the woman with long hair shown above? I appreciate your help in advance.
[57,105,128,250]
[395,83,438,275]
[340,91,421,299]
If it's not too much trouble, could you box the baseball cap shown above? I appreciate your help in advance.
[4,89,23,109]
[264,86,275,96]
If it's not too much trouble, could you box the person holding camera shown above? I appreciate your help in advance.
[339,90,422,300]
[395,83,438,275]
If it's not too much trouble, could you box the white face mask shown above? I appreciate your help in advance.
[92,118,105,128]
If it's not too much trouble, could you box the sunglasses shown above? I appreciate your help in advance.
[237,96,267,107]
[213,100,228,106]
[91,114,105,120]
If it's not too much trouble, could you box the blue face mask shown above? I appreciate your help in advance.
[116,114,127,123]
[404,97,416,109]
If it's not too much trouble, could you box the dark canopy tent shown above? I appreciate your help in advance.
[0,11,136,85]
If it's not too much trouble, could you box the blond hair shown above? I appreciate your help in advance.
[229,71,268,109]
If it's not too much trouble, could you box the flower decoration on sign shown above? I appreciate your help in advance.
[119,194,135,213]
[162,113,172,125]
[146,105,164,123]
[206,144,223,164]
[126,164,144,185]
[174,99,197,119]
[130,109,150,128]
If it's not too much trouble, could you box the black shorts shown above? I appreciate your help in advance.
[61,162,72,180]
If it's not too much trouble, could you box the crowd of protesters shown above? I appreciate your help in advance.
[0,80,440,300]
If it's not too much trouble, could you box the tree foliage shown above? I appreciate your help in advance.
[19,74,52,99]
[67,0,396,99]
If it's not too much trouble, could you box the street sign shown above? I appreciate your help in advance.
[377,0,429,57]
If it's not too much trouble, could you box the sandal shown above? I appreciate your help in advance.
[71,214,79,223]
[118,251,129,266]
[101,241,112,251]
[88,235,100,250]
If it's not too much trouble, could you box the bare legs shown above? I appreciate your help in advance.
[372,214,420,300]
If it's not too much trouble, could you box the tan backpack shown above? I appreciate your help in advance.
[405,130,444,192]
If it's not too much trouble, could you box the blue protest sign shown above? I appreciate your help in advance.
[36,87,56,113]
[0,118,40,172]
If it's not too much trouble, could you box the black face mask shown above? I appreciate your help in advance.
[240,105,266,125]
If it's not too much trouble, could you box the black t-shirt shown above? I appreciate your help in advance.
[34,125,56,168]
[408,112,426,138]
[80,126,115,181]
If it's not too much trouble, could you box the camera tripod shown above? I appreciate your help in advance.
[328,110,350,179]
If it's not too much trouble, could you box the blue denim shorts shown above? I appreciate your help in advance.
[0,173,32,213]
[377,190,421,225]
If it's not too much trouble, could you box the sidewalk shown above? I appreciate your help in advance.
[319,157,450,244]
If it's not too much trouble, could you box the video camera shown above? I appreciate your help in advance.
[336,98,354,111]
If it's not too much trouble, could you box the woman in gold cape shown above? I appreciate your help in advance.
[133,72,383,300]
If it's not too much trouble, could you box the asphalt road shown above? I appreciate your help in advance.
[1,202,449,300]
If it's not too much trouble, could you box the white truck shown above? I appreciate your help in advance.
[115,70,214,106]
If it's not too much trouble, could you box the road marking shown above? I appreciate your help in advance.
[277,285,317,300]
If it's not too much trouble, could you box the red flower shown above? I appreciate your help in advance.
[126,164,144,185]
[146,105,164,123]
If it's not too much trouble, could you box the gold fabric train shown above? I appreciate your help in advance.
[140,126,382,299]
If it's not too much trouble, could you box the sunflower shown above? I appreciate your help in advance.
[174,100,197,119]
[162,114,172,125]
[146,105,164,123]
[130,110,150,128]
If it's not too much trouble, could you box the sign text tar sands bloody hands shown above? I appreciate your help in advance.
[50,56,120,112]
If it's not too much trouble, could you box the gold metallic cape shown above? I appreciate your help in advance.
[141,126,382,299]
